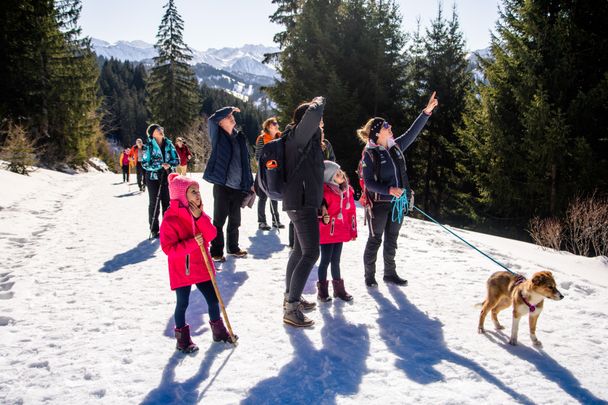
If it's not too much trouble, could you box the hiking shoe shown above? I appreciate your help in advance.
[228,249,247,258]
[283,294,316,311]
[283,301,314,327]
[149,231,160,240]
[365,276,378,287]
[273,222,285,229]
[212,255,226,263]
[383,274,408,286]
[258,222,271,231]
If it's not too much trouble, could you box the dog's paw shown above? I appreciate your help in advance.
[532,339,543,347]
[478,327,485,334]
[508,338,517,346]
[496,325,505,330]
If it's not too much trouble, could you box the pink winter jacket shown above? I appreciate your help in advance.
[319,183,357,244]
[160,200,217,290]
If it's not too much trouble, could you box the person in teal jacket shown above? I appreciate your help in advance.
[142,123,180,238]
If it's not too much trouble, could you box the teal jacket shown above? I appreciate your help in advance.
[142,136,179,180]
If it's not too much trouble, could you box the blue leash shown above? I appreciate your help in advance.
[409,204,517,275]
[391,193,409,224]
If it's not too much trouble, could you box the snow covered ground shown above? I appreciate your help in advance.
[0,167,607,404]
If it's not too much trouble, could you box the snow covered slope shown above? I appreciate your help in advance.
[0,167,607,404]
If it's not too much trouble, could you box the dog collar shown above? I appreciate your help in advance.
[520,291,536,313]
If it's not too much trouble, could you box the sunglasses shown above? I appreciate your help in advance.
[270,121,279,126]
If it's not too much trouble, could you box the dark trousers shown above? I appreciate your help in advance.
[288,222,294,247]
[363,202,403,278]
[318,242,343,281]
[135,162,144,189]
[210,184,244,257]
[285,208,320,302]
[122,165,129,182]
[174,281,220,328]
[146,172,170,234]
[255,175,279,224]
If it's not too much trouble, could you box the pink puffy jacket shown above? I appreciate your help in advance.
[319,183,357,244]
[160,200,217,290]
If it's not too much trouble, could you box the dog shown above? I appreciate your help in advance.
[478,270,564,346]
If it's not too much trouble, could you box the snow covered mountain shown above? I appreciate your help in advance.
[92,38,279,79]
[466,47,492,83]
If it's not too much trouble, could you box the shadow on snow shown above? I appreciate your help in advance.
[241,303,369,405]
[98,239,159,273]
[484,331,608,404]
[370,286,536,405]
[247,229,285,260]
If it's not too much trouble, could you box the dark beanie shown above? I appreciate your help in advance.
[368,117,385,143]
[146,123,162,138]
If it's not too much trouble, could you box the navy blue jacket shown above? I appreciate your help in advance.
[361,112,430,202]
[203,107,254,192]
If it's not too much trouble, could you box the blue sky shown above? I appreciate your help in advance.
[80,0,499,51]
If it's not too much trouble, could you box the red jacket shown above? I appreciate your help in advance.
[175,144,191,166]
[319,183,357,244]
[160,200,217,290]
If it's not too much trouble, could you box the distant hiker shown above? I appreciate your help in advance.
[160,173,236,352]
[130,138,146,192]
[316,161,357,302]
[282,96,326,327]
[203,106,254,262]
[254,117,283,231]
[142,124,179,239]
[174,137,191,176]
[119,148,131,183]
[358,91,438,287]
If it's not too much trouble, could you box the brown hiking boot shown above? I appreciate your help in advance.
[174,324,198,353]
[332,279,353,302]
[283,301,314,327]
[283,293,316,311]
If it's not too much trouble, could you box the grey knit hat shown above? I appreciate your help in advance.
[323,160,341,184]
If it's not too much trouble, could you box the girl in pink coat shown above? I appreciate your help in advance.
[160,173,236,352]
[317,161,357,302]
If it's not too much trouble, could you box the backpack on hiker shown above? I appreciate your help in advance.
[258,129,316,201]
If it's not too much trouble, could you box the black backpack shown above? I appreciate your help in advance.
[257,129,313,201]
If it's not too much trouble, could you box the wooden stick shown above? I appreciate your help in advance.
[197,240,237,345]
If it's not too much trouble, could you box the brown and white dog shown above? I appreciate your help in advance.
[478,271,564,346]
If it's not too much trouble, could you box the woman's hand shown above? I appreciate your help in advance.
[423,91,438,115]
[189,201,202,219]
[320,206,330,225]
[162,163,170,170]
[389,187,404,197]
[194,233,204,246]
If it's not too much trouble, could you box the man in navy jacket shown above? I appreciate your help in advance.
[203,106,254,261]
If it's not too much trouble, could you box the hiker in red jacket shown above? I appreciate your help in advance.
[160,173,237,352]
[174,137,191,176]
[119,148,131,183]
[317,161,357,302]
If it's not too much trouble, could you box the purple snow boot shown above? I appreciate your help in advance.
[174,324,198,353]
[209,318,238,343]
[332,279,353,302]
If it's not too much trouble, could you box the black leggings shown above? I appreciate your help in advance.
[317,242,343,281]
[174,281,220,328]
[285,208,320,302]
[122,165,129,182]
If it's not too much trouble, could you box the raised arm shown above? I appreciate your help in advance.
[395,91,438,151]
[294,97,325,149]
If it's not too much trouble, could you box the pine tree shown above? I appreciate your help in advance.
[459,0,608,229]
[405,4,473,220]
[147,0,200,138]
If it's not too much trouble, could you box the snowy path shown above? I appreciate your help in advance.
[0,168,607,404]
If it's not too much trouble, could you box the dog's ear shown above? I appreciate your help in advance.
[532,273,547,286]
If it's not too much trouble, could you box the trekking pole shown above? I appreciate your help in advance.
[148,170,166,239]
[197,239,238,345]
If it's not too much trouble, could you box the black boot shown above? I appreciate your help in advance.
[383,274,408,286]
[365,275,378,287]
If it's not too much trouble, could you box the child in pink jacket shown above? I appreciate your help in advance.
[160,173,236,352]
[317,161,357,302]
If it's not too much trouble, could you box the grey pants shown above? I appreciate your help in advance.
[285,208,320,302]
[363,202,404,278]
